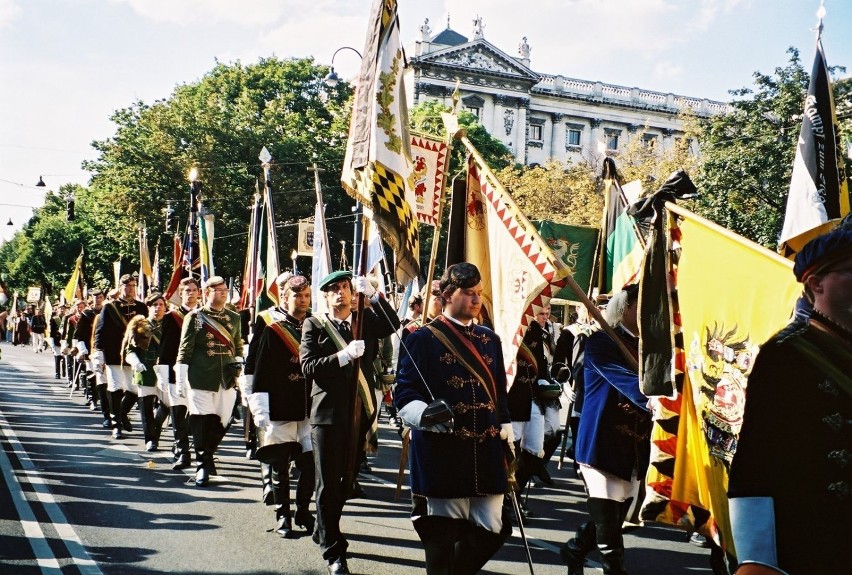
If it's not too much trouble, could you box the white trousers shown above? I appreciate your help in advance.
[32,333,44,351]
[105,365,138,394]
[188,387,237,428]
[154,365,187,408]
[580,465,640,502]
[137,381,160,398]
[512,404,545,457]
[263,419,312,452]
[427,494,504,534]
[543,404,561,436]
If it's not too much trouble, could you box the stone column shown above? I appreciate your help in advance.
[515,98,529,164]
[550,113,565,161]
[589,118,602,153]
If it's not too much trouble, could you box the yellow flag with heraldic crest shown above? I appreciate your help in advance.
[341,0,419,286]
[641,205,800,552]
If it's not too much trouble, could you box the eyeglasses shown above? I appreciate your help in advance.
[211,287,229,293]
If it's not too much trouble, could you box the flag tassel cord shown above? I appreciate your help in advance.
[458,134,639,371]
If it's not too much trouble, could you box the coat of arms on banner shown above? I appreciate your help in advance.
[408,134,447,226]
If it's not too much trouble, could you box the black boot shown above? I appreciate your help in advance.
[588,498,629,575]
[138,396,157,450]
[560,520,597,575]
[54,356,62,379]
[455,511,512,575]
[271,459,295,538]
[260,463,274,505]
[108,390,125,439]
[97,385,110,426]
[188,414,212,486]
[294,451,316,533]
[120,392,137,432]
[413,515,466,575]
[86,373,98,410]
[206,416,227,475]
[534,431,561,486]
[171,405,191,469]
[152,402,169,450]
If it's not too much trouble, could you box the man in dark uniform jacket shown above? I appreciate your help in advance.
[395,263,513,575]
[245,273,315,539]
[74,290,105,414]
[49,303,68,380]
[93,275,148,439]
[300,270,400,575]
[156,277,200,469]
[728,224,852,575]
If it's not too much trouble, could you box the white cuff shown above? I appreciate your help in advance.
[729,496,778,568]
[500,422,515,443]
[247,392,269,418]
[125,352,141,366]
[240,374,254,396]
[76,341,89,355]
[399,400,428,429]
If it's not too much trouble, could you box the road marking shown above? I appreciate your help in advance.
[0,408,104,575]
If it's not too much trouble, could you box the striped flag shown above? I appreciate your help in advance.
[240,193,262,312]
[254,183,279,314]
[310,194,331,313]
[599,158,645,295]
[138,227,154,299]
[340,0,419,286]
[778,38,850,257]
[198,211,215,286]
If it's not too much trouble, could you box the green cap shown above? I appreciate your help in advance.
[318,270,353,291]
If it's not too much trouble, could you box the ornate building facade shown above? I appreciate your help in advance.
[405,18,728,165]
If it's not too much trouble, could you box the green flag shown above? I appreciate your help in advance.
[535,220,599,302]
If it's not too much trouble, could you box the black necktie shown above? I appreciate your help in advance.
[339,320,351,340]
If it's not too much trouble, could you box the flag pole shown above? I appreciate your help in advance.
[458,134,639,372]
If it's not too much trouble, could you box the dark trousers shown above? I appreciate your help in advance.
[312,424,348,563]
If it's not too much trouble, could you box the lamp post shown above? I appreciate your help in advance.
[291,249,298,274]
[323,46,363,88]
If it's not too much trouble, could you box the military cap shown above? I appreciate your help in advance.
[793,224,852,282]
[119,274,136,285]
[319,270,352,291]
[203,275,226,289]
[439,262,482,293]
[89,288,103,296]
[145,292,164,306]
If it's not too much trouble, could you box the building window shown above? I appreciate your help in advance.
[567,128,582,147]
[642,133,657,149]
[466,106,480,120]
[530,124,543,142]
[605,129,621,151]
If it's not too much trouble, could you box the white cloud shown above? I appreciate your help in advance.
[110,0,294,27]
[653,60,684,80]
[688,0,748,31]
[0,0,21,27]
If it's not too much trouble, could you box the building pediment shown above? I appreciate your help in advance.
[413,40,540,86]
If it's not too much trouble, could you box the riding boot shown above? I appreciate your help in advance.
[413,515,466,575]
[454,510,512,575]
[534,431,562,486]
[272,459,295,538]
[294,450,316,533]
[97,385,110,425]
[588,497,629,575]
[170,405,191,469]
[560,520,597,575]
[206,415,226,475]
[120,391,137,432]
[188,414,211,486]
[138,395,157,450]
[108,390,125,438]
[153,402,169,447]
[86,373,98,409]
[54,356,62,379]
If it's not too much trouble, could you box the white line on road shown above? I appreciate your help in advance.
[0,407,104,575]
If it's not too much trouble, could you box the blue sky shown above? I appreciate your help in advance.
[1,0,850,242]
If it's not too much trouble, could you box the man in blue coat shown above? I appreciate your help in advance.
[395,262,513,575]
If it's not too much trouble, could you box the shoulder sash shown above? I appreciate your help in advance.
[106,302,131,329]
[196,310,235,353]
[423,316,498,405]
[170,308,186,329]
[315,313,378,453]
[516,341,538,373]
[266,320,301,357]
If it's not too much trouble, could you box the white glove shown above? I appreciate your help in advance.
[60,341,68,353]
[564,386,577,403]
[337,340,365,366]
[234,356,244,364]
[500,422,515,443]
[175,363,189,398]
[125,352,146,373]
[353,276,376,297]
[398,400,453,433]
[91,350,105,371]
[247,392,270,428]
[75,341,89,357]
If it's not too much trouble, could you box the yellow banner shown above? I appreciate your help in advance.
[642,205,800,549]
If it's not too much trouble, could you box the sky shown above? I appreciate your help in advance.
[1,0,850,242]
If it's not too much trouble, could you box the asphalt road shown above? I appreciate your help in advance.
[0,340,716,574]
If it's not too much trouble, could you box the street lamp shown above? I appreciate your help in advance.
[323,46,363,88]
[6,218,12,226]
[291,249,298,274]
[35,176,46,187]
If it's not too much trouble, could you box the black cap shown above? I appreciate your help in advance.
[793,224,852,282]
[439,262,481,292]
